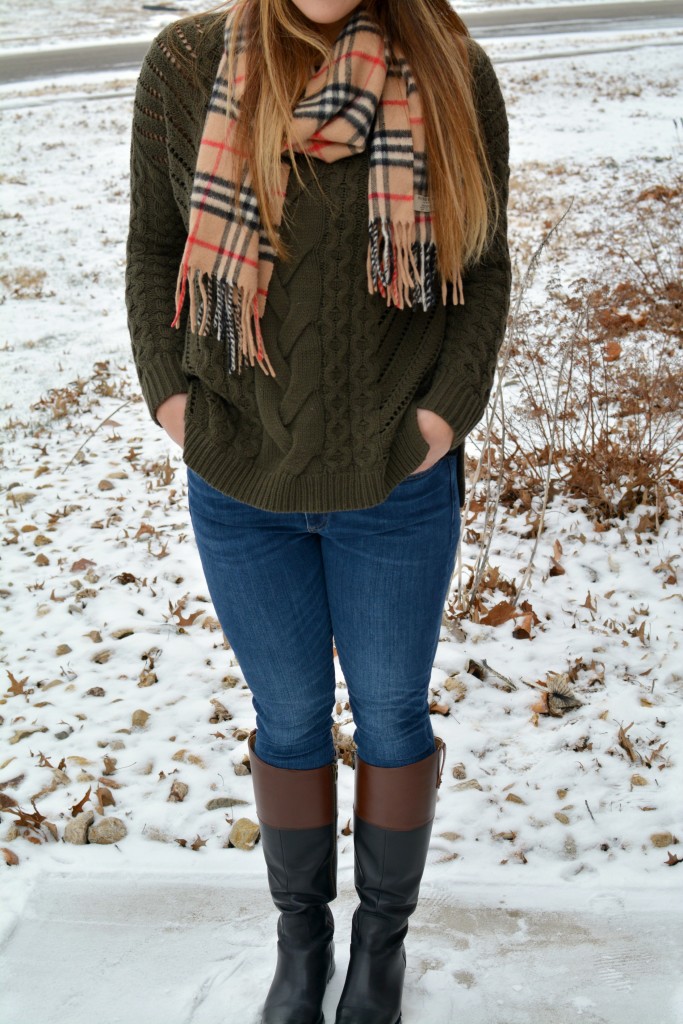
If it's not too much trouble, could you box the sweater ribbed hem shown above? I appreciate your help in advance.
[182,397,431,514]
[140,356,191,426]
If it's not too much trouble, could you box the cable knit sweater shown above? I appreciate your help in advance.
[125,14,511,513]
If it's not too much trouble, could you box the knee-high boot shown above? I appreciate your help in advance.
[334,738,446,1024]
[248,729,338,1024]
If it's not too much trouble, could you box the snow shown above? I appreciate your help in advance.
[1,4,682,1023]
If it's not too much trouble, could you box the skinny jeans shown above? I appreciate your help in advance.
[186,453,460,770]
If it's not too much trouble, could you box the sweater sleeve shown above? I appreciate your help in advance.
[125,35,191,426]
[416,42,511,448]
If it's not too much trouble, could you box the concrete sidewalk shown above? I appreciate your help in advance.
[1,869,681,1024]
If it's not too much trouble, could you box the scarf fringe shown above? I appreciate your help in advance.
[367,217,464,310]
[173,266,276,378]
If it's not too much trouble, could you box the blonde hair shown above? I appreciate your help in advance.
[169,0,498,284]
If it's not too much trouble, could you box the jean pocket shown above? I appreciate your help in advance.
[401,455,446,482]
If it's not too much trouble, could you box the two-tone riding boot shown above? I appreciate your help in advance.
[248,729,338,1024]
[334,737,446,1024]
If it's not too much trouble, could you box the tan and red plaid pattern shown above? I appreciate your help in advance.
[172,5,458,378]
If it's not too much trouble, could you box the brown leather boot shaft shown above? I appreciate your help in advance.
[354,736,446,831]
[248,729,337,829]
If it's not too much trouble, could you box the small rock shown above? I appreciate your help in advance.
[111,628,134,640]
[64,810,95,845]
[453,779,482,792]
[631,774,648,786]
[227,817,260,850]
[206,796,250,811]
[556,788,569,799]
[86,687,106,697]
[451,763,467,780]
[222,675,242,689]
[231,727,251,741]
[98,479,114,491]
[505,793,526,804]
[56,645,71,656]
[172,749,205,768]
[233,763,250,776]
[563,836,578,859]
[88,817,127,844]
[168,781,189,802]
[554,812,570,825]
[3,825,20,842]
[35,553,50,566]
[650,832,677,848]
[145,827,174,844]
[34,534,52,546]
[138,670,157,688]
[92,649,113,664]
[109,739,126,751]
[131,710,150,729]
[85,630,103,644]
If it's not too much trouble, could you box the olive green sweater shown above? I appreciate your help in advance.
[125,15,511,513]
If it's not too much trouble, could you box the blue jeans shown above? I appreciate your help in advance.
[186,455,460,770]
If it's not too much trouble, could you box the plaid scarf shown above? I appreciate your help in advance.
[172,5,464,378]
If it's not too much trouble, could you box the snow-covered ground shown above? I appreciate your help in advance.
[1,5,682,1024]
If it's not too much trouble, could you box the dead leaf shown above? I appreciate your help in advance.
[71,787,92,816]
[1,847,19,865]
[6,671,29,697]
[480,601,516,627]
[209,698,232,723]
[71,558,95,572]
[512,612,534,640]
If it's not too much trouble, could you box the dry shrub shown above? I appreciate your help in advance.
[493,172,682,525]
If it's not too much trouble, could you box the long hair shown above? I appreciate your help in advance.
[168,0,497,284]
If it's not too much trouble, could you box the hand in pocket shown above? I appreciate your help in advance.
[156,393,188,448]
[410,408,455,475]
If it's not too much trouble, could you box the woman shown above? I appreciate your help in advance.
[126,0,510,1020]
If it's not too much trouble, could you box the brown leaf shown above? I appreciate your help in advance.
[531,691,549,715]
[512,613,534,640]
[480,601,516,627]
[209,698,232,723]
[98,776,122,789]
[71,558,95,572]
[71,787,92,816]
[95,786,116,812]
[1,847,19,865]
[191,835,208,851]
[617,723,638,763]
[666,851,682,866]
[113,572,138,586]
[604,339,622,361]
[6,671,28,697]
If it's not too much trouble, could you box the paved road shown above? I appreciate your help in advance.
[1,0,681,84]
